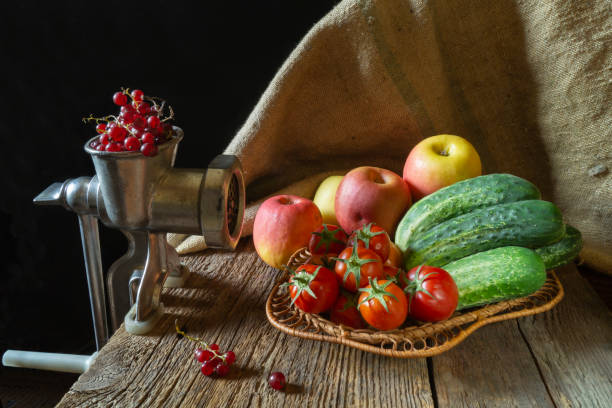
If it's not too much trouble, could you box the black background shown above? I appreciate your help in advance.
[0,1,338,356]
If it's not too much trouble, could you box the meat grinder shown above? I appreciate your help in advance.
[32,127,245,350]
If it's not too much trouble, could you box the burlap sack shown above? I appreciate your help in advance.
[172,0,612,274]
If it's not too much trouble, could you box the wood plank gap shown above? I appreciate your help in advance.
[361,349,371,408]
[516,320,558,408]
[333,344,346,408]
[426,357,439,408]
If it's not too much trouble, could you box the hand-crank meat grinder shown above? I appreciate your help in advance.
[31,128,244,349]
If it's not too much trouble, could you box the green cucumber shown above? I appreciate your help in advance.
[396,174,541,253]
[443,246,546,310]
[405,200,565,269]
[534,224,582,270]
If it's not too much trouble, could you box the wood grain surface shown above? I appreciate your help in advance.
[56,241,611,408]
[518,264,612,407]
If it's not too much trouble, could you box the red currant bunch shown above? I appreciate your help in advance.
[175,321,236,377]
[84,88,175,157]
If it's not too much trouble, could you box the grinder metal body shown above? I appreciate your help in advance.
[33,127,244,350]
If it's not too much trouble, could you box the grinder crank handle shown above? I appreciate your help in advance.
[77,214,110,351]
[34,178,109,351]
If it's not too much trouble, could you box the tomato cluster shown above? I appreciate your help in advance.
[283,223,459,331]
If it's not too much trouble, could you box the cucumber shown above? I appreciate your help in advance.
[404,200,565,269]
[535,224,582,270]
[443,246,546,310]
[396,174,541,253]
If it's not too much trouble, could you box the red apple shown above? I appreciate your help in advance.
[253,195,323,269]
[334,167,412,237]
[403,134,482,200]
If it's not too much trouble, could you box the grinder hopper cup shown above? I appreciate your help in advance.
[32,127,245,350]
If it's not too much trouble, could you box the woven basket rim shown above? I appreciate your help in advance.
[265,247,564,358]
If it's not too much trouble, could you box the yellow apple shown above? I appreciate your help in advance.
[403,134,482,200]
[313,175,344,225]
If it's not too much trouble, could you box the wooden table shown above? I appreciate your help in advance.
[57,241,612,407]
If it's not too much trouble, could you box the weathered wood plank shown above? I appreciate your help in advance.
[431,319,555,407]
[57,240,434,408]
[517,263,612,407]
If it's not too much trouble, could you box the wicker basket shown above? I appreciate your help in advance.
[266,248,564,358]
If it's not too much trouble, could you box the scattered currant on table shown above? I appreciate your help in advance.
[84,87,175,156]
[175,321,235,377]
[268,372,286,390]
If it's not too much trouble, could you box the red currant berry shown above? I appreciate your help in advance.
[195,348,214,363]
[141,132,155,144]
[113,92,128,106]
[268,372,286,390]
[120,105,132,114]
[147,116,160,129]
[209,344,220,352]
[224,351,235,365]
[140,142,158,157]
[124,136,141,151]
[194,348,203,361]
[129,128,142,138]
[121,111,135,124]
[203,357,222,372]
[96,123,107,134]
[215,363,230,377]
[131,89,144,102]
[136,101,151,115]
[100,134,111,145]
[133,115,146,129]
[201,360,215,376]
[106,142,123,152]
[95,144,105,151]
[109,126,127,142]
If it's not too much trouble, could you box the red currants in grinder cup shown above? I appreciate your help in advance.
[84,88,175,156]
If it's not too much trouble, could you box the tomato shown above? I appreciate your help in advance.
[308,224,347,256]
[358,279,408,331]
[330,290,366,329]
[384,242,404,268]
[334,246,384,292]
[403,265,458,322]
[349,223,391,261]
[286,264,339,314]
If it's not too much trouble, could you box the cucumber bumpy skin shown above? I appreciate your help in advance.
[404,200,565,269]
[535,224,583,270]
[396,174,541,253]
[443,246,546,310]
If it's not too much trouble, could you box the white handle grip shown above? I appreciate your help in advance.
[2,350,97,373]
